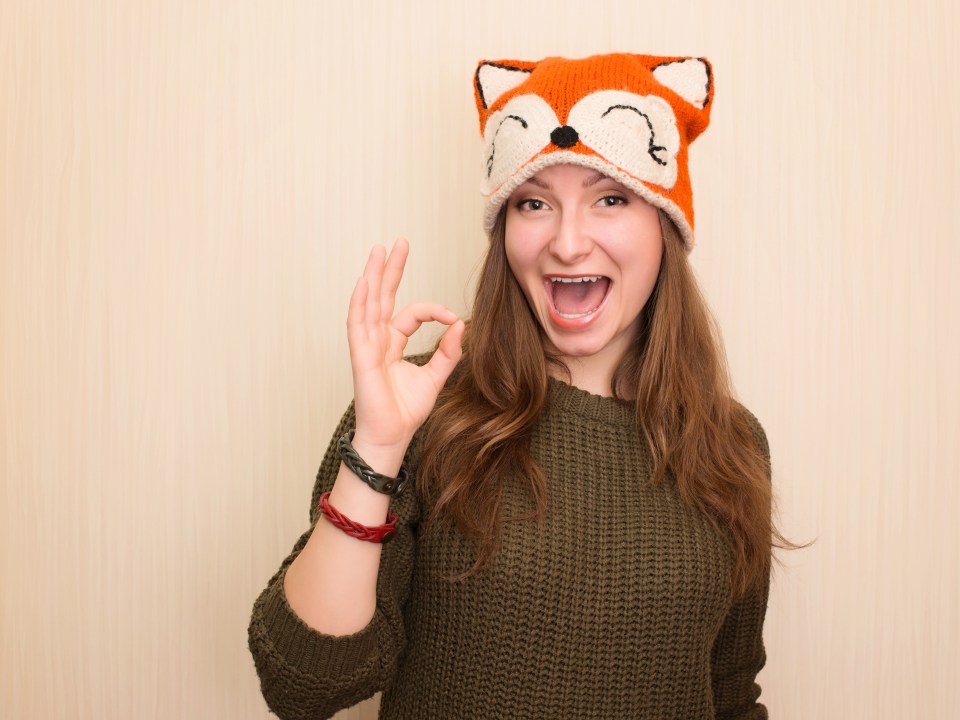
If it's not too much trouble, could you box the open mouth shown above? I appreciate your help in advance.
[545,275,611,319]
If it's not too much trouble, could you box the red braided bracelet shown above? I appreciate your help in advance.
[318,491,398,544]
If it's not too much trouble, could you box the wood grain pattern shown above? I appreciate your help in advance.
[2,1,957,718]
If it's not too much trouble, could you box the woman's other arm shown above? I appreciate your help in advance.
[710,408,772,720]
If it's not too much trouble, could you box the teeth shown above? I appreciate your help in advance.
[557,308,599,319]
[550,276,602,283]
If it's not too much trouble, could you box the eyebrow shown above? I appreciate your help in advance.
[524,175,551,189]
[582,171,609,187]
[523,170,610,190]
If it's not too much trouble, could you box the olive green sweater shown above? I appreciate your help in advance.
[249,378,770,719]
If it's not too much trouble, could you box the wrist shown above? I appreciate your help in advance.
[339,430,410,495]
[348,431,412,478]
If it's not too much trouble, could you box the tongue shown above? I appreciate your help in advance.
[552,278,610,315]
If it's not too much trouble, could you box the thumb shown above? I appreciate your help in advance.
[421,319,465,390]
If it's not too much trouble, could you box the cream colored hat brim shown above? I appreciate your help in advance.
[481,150,695,253]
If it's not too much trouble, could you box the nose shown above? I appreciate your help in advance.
[550,125,579,149]
[549,210,592,265]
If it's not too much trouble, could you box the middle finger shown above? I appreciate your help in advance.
[362,244,387,326]
[380,238,409,323]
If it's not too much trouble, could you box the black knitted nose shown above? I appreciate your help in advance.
[550,125,579,148]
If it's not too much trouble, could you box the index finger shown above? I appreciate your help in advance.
[391,302,458,338]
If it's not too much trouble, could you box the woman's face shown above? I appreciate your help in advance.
[505,163,663,373]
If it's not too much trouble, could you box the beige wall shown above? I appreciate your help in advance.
[2,0,957,718]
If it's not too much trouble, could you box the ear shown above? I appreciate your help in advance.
[651,57,712,109]
[475,60,536,110]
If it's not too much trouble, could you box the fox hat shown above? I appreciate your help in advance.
[474,53,713,251]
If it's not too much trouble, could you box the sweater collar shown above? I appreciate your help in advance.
[547,377,636,428]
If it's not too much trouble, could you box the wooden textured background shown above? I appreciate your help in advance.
[2,1,957,718]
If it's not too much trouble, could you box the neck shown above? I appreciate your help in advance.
[549,347,623,398]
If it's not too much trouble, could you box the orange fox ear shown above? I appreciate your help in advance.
[474,60,538,111]
[650,57,713,109]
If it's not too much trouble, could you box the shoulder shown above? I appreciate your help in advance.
[730,399,770,463]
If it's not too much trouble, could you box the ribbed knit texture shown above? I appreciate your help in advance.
[249,377,770,720]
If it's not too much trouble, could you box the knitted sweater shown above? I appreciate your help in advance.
[248,377,770,720]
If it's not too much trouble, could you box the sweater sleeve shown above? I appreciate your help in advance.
[710,571,770,719]
[248,401,421,720]
[710,406,772,720]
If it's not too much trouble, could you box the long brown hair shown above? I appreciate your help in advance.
[418,209,785,597]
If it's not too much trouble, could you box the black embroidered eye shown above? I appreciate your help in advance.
[487,114,530,178]
[601,105,669,167]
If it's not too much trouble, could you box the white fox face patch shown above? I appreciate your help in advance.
[481,90,681,195]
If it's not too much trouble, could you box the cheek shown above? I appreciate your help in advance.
[641,246,664,292]
[503,242,521,287]
[504,230,539,281]
[503,238,531,308]
[643,242,664,281]
[618,240,663,302]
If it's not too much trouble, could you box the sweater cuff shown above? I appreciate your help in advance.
[256,566,382,678]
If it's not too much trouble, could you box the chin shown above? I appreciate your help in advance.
[547,333,616,360]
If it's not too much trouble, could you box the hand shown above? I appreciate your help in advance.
[346,238,465,453]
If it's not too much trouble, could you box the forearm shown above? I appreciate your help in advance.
[283,437,407,636]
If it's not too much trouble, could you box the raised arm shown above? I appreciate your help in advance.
[283,238,464,636]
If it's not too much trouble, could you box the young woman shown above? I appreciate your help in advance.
[250,53,780,719]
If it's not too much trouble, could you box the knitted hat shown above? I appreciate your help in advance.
[474,53,713,251]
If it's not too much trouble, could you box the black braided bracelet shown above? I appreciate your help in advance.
[337,430,409,496]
